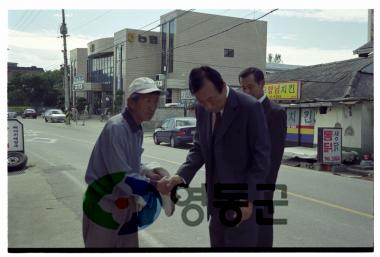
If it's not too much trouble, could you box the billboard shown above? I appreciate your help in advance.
[264,81,301,100]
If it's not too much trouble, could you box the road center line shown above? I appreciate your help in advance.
[28,151,57,167]
[287,191,373,219]
[27,132,373,220]
[142,154,374,219]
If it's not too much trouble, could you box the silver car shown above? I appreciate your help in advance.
[44,109,65,123]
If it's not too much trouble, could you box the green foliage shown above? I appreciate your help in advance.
[267,53,283,64]
[7,70,64,108]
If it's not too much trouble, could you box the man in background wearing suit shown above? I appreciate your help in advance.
[166,66,271,247]
[239,67,287,247]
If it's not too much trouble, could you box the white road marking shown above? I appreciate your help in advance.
[62,171,86,190]
[28,151,57,167]
[26,137,57,143]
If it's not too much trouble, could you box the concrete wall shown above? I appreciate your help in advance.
[69,48,87,79]
[114,29,128,96]
[124,29,161,95]
[114,28,162,107]
[161,10,267,87]
[313,104,363,152]
[361,101,374,154]
[87,37,114,56]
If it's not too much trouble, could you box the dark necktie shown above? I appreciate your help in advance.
[210,111,222,214]
[213,112,222,136]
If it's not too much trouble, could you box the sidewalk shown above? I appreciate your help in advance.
[282,146,373,180]
[8,166,83,247]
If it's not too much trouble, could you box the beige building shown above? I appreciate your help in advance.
[69,48,88,100]
[159,10,267,103]
[114,28,161,100]
[85,37,114,114]
[69,10,268,111]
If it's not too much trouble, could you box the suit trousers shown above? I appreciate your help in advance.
[208,211,259,247]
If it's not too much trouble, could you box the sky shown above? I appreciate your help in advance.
[7,9,370,71]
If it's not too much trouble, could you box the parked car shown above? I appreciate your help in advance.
[164,103,184,108]
[153,117,196,147]
[44,109,65,123]
[41,107,56,118]
[7,111,17,118]
[21,108,37,119]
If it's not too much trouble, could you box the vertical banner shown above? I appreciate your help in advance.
[317,128,342,164]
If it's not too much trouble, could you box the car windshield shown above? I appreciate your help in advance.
[176,119,196,127]
[51,110,63,114]
[26,109,35,113]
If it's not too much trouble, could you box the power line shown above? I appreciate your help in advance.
[87,9,196,54]
[70,10,112,32]
[174,9,278,50]
[19,10,41,31]
[123,9,277,63]
[14,10,33,30]
[175,9,231,36]
[139,9,196,36]
[66,9,277,77]
[137,18,161,30]
[87,9,254,58]
[173,59,246,69]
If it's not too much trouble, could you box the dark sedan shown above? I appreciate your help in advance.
[21,108,37,119]
[153,117,196,147]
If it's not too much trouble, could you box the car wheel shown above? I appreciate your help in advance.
[153,134,160,145]
[8,152,28,172]
[170,136,177,148]
[45,118,48,122]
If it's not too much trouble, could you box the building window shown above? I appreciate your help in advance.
[224,49,234,58]
[119,45,122,90]
[161,23,168,73]
[168,19,176,73]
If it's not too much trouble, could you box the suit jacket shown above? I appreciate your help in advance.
[261,97,287,187]
[177,88,271,219]
[255,97,287,247]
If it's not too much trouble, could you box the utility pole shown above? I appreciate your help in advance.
[60,9,69,111]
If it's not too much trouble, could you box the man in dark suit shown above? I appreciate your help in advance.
[166,66,271,247]
[239,67,287,247]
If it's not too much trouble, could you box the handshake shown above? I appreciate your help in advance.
[144,168,185,195]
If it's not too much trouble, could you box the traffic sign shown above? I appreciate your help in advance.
[8,119,25,152]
